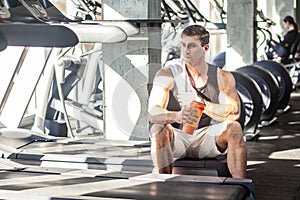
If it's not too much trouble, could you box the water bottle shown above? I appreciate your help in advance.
[182,99,205,135]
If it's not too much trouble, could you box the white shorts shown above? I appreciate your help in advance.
[172,122,227,160]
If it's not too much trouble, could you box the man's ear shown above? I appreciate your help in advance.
[204,44,209,51]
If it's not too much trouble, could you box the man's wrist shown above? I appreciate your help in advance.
[175,111,182,124]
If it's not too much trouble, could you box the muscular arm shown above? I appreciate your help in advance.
[201,69,240,122]
[148,68,181,124]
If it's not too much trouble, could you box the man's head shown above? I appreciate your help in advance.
[181,25,210,47]
[180,25,210,65]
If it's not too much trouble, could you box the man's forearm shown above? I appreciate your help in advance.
[203,100,239,122]
[148,106,180,124]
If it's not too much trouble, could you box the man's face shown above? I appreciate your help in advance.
[181,34,208,65]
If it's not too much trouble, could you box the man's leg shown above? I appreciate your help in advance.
[150,124,174,174]
[216,120,247,178]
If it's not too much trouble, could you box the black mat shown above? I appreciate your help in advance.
[86,181,248,200]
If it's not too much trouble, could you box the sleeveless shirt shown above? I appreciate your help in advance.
[167,59,220,129]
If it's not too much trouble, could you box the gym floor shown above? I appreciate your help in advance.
[247,88,300,200]
[1,91,300,200]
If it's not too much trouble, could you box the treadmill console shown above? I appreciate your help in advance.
[18,0,48,20]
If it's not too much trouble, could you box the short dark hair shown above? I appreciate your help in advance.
[181,25,210,46]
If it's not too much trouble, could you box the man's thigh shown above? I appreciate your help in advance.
[174,122,227,159]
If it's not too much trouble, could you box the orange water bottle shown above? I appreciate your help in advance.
[182,99,205,135]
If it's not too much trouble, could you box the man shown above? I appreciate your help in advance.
[148,25,247,178]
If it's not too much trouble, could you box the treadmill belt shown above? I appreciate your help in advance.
[0,130,53,149]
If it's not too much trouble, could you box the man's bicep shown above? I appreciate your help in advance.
[148,85,169,109]
[218,73,241,114]
[218,71,233,98]
[149,75,173,106]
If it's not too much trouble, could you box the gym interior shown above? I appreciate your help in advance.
[0,0,300,200]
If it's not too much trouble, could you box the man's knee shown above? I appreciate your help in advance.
[150,124,174,141]
[150,124,164,137]
[223,120,244,141]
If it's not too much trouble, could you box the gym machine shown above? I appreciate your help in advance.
[0,2,256,199]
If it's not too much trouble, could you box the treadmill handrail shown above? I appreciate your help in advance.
[61,22,128,43]
[0,23,79,47]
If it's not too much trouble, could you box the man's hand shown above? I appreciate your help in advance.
[174,87,198,107]
[177,105,191,124]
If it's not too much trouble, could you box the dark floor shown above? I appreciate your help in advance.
[247,91,300,200]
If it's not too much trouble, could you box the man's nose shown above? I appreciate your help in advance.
[183,47,190,54]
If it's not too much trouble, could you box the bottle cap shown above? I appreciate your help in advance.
[194,98,205,106]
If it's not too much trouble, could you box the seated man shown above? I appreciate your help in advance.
[148,25,247,178]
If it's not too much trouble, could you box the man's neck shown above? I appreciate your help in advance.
[185,62,208,88]
[186,62,208,77]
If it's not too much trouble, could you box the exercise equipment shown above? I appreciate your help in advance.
[253,60,293,113]
[2,0,134,42]
[0,0,128,135]
[1,0,46,23]
[24,11,128,137]
[38,0,78,22]
[162,0,226,29]
[0,23,79,47]
[236,65,279,126]
[0,23,79,129]
[0,30,7,51]
[212,51,226,68]
[0,3,257,199]
[0,2,9,51]
[231,71,263,140]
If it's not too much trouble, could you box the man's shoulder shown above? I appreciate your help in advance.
[165,58,185,76]
[156,67,173,77]
[216,67,236,90]
[156,59,183,77]
[153,67,175,89]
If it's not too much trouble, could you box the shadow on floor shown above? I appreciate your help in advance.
[246,91,300,200]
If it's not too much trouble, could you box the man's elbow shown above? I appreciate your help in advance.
[148,106,159,123]
[148,112,154,123]
[148,106,160,123]
[232,110,242,122]
[231,103,241,121]
[227,109,240,122]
